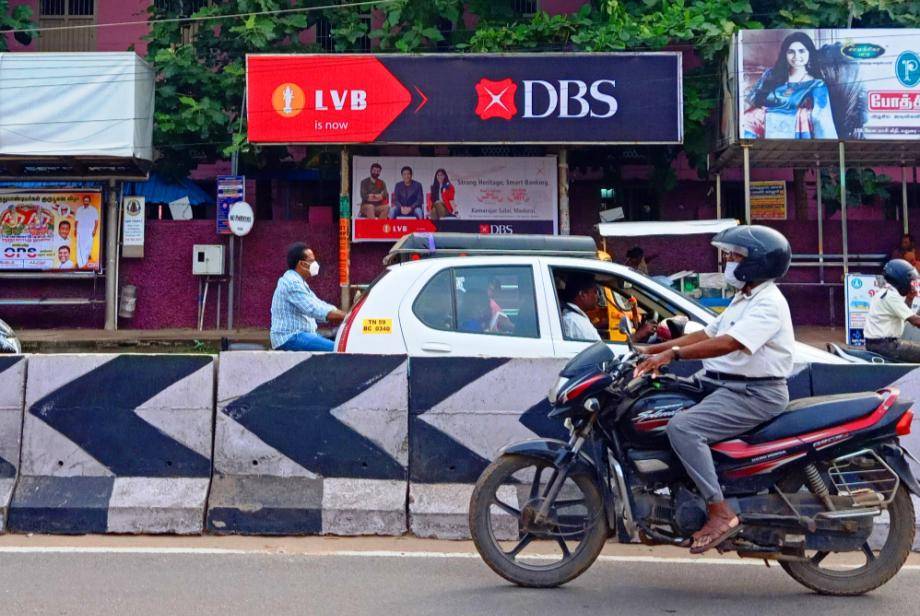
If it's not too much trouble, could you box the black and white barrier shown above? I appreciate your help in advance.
[8,355,214,534]
[207,352,409,535]
[0,356,25,532]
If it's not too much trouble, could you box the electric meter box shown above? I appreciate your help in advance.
[192,244,225,275]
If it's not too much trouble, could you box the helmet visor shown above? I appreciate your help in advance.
[711,240,749,257]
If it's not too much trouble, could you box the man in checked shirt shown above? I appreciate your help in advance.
[270,242,345,352]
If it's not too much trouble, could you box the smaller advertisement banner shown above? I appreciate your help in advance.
[122,196,145,258]
[845,273,885,346]
[351,155,558,242]
[0,190,102,271]
[750,181,787,220]
[217,175,245,235]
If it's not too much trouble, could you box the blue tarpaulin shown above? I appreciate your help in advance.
[123,173,213,206]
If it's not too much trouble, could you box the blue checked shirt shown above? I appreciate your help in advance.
[270,270,337,349]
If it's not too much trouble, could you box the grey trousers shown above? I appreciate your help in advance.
[866,338,920,363]
[666,378,789,503]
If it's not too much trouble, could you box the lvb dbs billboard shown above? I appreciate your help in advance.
[246,54,683,144]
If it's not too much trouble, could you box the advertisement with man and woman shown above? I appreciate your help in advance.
[0,191,102,271]
[738,29,920,141]
[351,156,558,241]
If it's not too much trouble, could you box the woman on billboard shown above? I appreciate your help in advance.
[428,168,456,221]
[743,32,838,139]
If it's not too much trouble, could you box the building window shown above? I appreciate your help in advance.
[154,0,210,44]
[512,0,539,16]
[39,0,96,52]
[315,16,333,52]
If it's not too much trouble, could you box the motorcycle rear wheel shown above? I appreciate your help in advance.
[780,485,915,595]
[469,453,609,588]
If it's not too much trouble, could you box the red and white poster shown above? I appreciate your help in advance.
[351,156,558,242]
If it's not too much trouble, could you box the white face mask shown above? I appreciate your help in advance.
[308,260,320,277]
[723,261,746,289]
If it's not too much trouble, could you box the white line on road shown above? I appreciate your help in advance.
[1,546,919,570]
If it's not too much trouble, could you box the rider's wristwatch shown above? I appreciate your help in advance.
[671,346,681,360]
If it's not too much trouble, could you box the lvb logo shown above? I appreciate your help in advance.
[475,78,518,120]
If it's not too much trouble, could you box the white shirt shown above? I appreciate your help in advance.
[865,284,914,339]
[702,281,794,378]
[57,259,74,269]
[562,303,601,342]
[74,205,99,236]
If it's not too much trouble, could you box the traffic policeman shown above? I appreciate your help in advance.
[635,225,795,554]
[864,259,920,363]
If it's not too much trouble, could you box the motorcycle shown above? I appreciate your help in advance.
[825,342,889,364]
[0,318,20,354]
[469,320,920,594]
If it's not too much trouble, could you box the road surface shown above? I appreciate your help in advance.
[0,535,917,615]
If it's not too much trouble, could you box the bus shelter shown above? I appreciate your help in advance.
[713,28,920,325]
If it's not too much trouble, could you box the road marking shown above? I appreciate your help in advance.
[0,545,918,570]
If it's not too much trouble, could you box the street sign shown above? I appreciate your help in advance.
[228,201,254,237]
[845,273,884,346]
[246,53,683,144]
[217,175,245,235]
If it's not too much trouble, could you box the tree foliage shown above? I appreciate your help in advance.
[145,0,919,181]
[0,0,35,51]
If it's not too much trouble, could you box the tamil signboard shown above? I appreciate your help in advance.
[217,175,245,235]
[122,196,145,258]
[750,181,787,220]
[0,190,103,271]
[737,29,920,140]
[247,53,682,144]
[351,156,558,242]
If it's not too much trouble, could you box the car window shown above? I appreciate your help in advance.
[552,267,686,342]
[412,265,540,338]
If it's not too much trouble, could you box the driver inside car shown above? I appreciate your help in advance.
[634,225,795,554]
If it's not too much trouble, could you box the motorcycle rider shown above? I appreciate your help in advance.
[864,258,920,362]
[634,225,794,553]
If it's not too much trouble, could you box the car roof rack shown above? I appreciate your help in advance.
[383,232,599,265]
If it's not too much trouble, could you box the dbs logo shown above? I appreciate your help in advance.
[475,78,517,120]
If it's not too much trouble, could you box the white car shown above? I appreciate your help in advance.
[335,233,842,364]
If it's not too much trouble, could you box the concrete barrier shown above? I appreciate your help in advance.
[8,354,214,534]
[207,352,408,536]
[0,356,26,532]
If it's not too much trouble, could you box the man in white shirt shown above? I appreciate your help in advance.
[56,245,75,269]
[560,273,601,342]
[864,259,920,362]
[74,196,99,269]
[635,225,794,555]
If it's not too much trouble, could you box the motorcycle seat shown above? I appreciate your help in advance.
[741,392,885,444]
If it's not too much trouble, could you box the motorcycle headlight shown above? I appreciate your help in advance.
[547,376,569,404]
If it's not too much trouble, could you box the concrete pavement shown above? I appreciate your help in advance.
[0,535,918,615]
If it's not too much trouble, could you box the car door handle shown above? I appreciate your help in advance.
[421,342,452,353]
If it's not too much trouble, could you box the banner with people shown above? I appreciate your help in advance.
[351,156,558,242]
[737,29,920,140]
[0,190,103,271]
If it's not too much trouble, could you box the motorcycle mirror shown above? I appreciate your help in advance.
[618,316,636,351]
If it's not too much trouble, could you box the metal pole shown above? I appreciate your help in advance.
[558,149,570,235]
[742,144,751,224]
[339,146,351,310]
[903,165,910,235]
[104,179,119,330]
[715,172,722,272]
[816,163,824,284]
[839,141,848,276]
[715,173,722,218]
[227,89,246,331]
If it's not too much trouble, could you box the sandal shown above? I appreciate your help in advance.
[689,515,741,554]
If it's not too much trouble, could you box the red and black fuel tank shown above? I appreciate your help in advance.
[613,380,705,448]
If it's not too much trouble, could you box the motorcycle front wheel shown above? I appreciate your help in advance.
[469,453,609,588]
